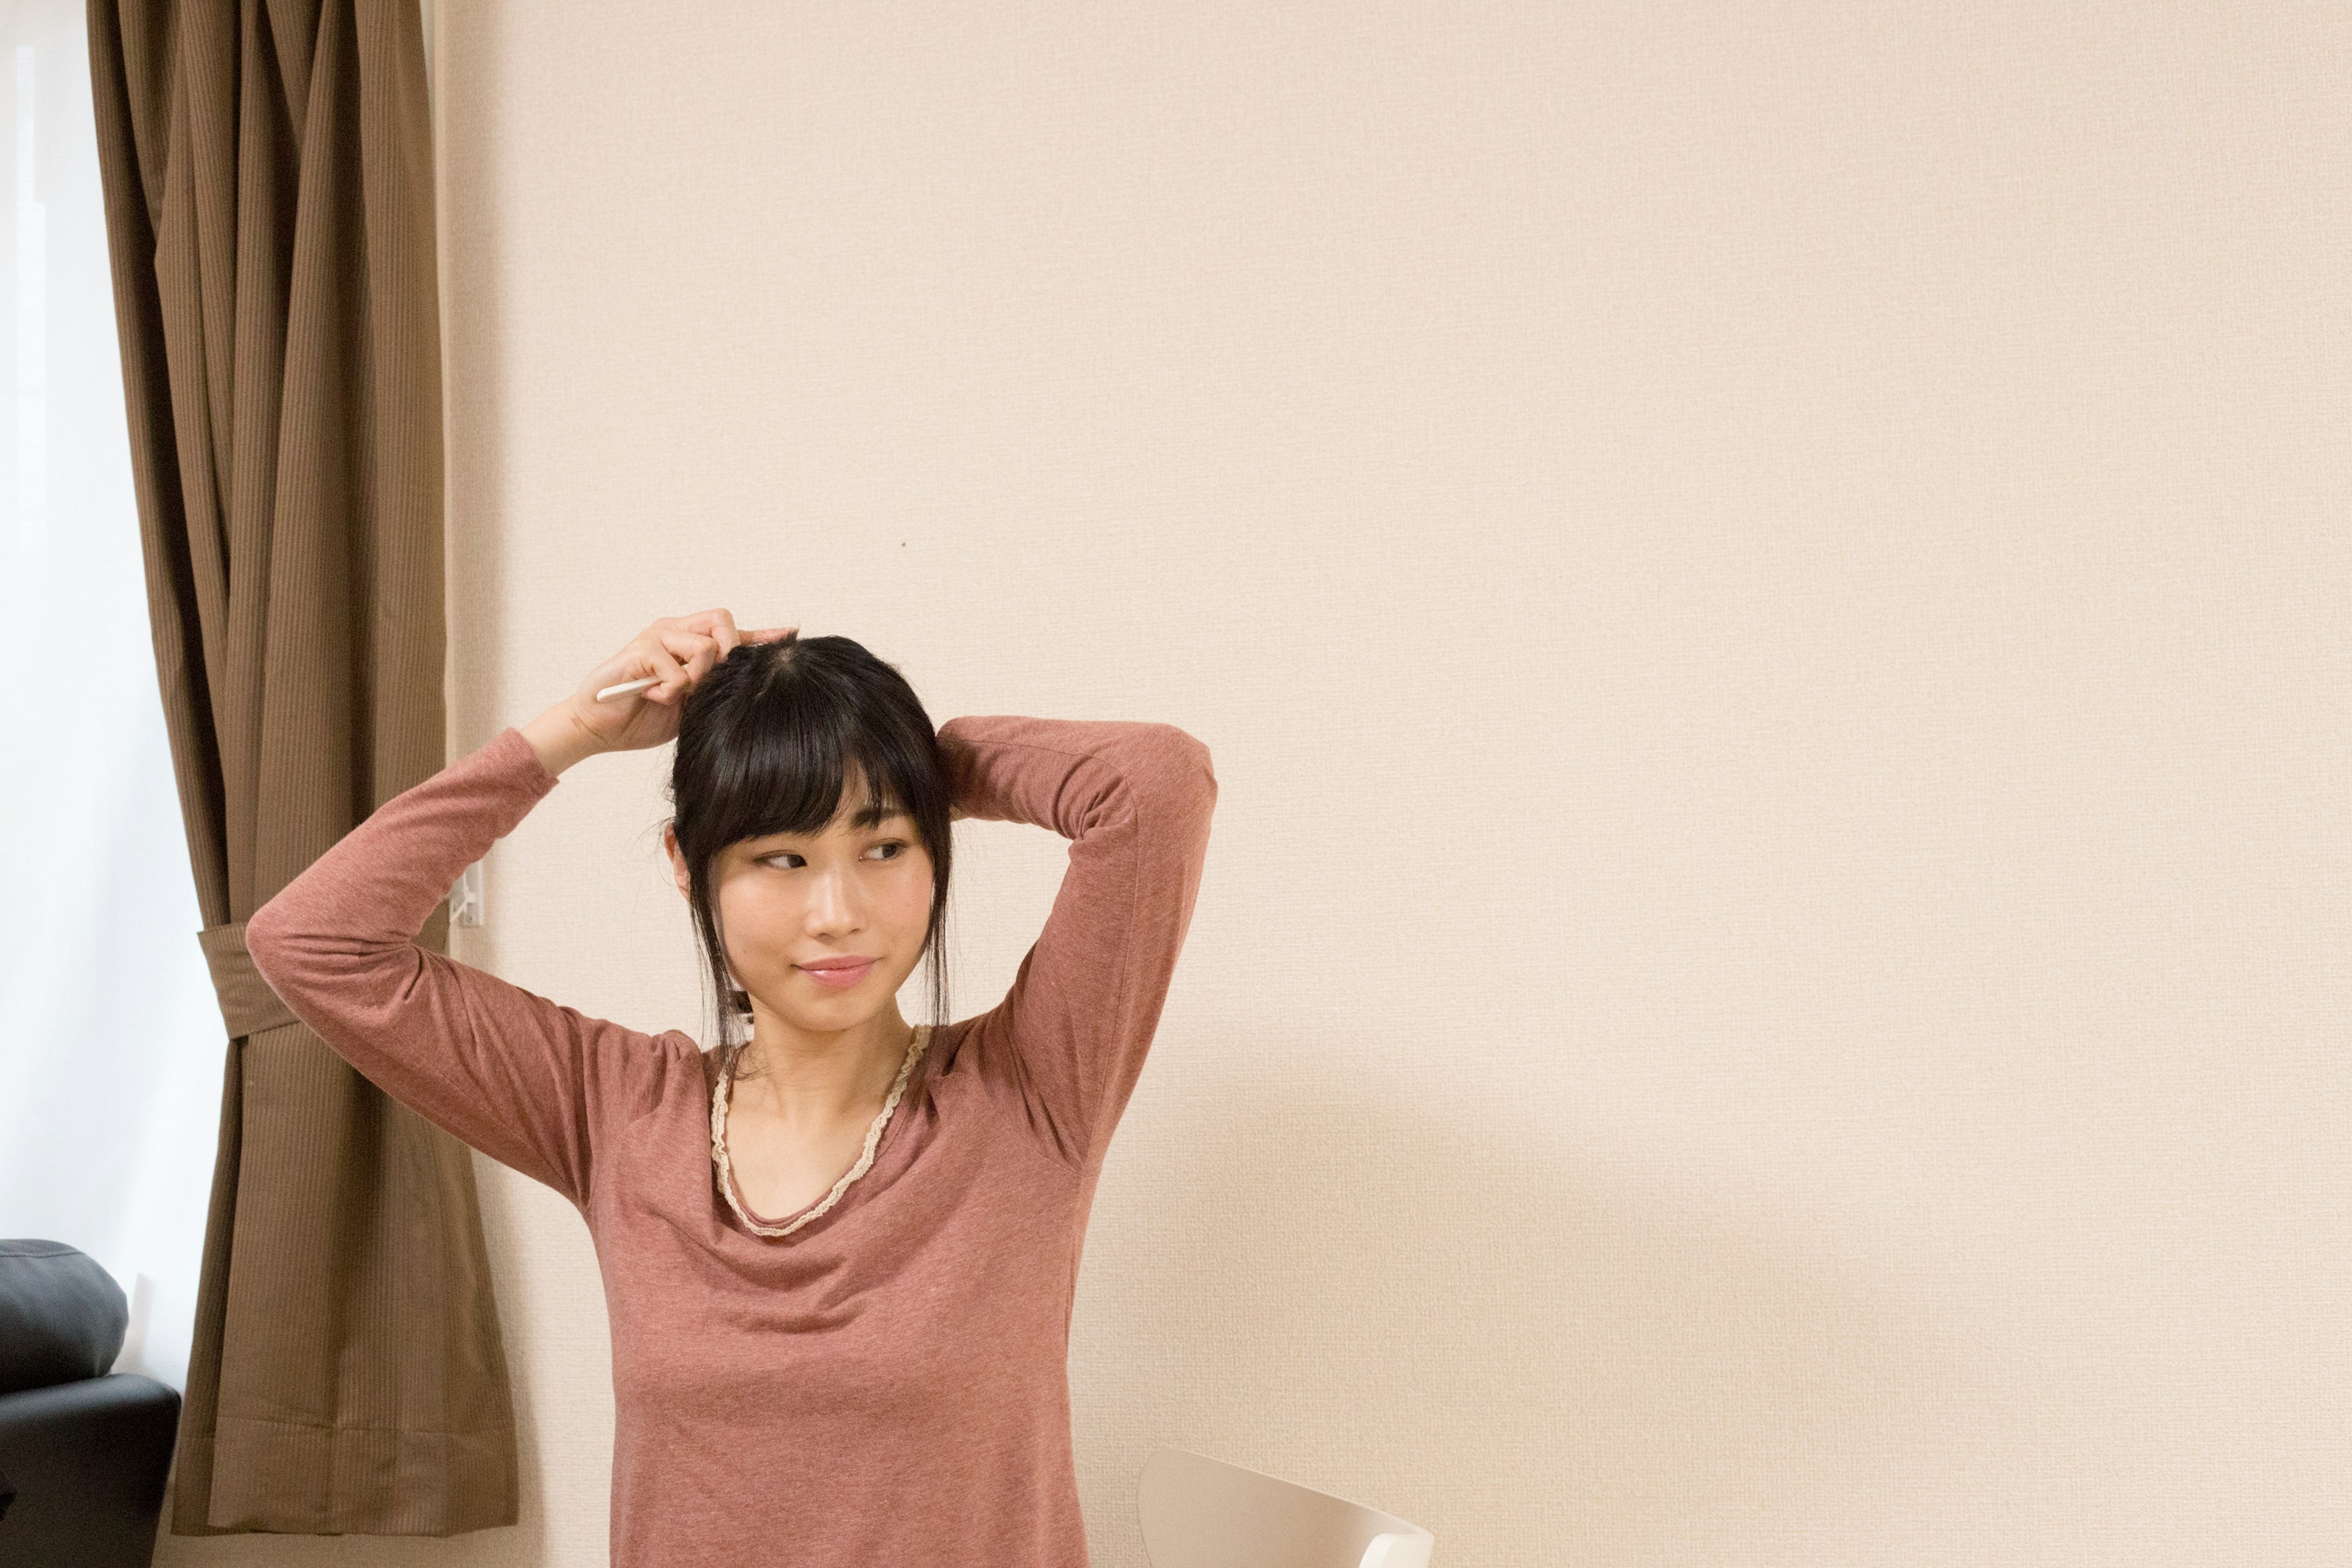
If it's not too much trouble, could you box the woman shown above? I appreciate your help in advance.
[243,608,1219,1567]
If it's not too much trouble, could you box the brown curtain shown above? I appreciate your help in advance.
[87,0,522,1538]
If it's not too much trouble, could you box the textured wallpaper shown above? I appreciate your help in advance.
[156,2,2349,1564]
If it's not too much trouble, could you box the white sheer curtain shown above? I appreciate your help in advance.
[0,0,225,1395]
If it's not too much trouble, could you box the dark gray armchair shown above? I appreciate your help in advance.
[0,1240,178,1567]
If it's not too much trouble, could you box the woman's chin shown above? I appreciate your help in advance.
[766,979,900,1022]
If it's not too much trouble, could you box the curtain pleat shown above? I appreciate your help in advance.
[86,0,522,1536]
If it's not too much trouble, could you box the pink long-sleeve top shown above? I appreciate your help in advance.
[243,714,1218,1568]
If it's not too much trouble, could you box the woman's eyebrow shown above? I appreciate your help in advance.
[755,809,910,843]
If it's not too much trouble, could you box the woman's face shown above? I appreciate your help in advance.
[666,764,936,1031]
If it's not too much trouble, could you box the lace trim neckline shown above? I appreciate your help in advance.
[709,1024,933,1238]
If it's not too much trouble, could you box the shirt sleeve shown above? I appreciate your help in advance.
[243,725,669,1213]
[938,714,1218,1170]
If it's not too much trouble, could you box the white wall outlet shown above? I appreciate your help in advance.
[448,860,484,927]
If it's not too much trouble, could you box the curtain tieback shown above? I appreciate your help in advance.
[197,922,300,1039]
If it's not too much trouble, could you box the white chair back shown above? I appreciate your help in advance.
[1137,1447,1436,1568]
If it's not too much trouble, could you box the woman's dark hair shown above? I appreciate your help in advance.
[663,631,952,1074]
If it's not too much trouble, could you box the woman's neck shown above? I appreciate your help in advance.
[731,1009,914,1127]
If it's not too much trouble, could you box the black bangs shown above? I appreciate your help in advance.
[698,717,919,849]
[662,631,957,1060]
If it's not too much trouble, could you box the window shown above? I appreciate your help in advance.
[0,1,225,1395]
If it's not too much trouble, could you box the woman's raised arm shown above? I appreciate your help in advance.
[940,714,1218,1172]
[245,610,794,1212]
[243,725,662,1212]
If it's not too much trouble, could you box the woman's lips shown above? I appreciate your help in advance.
[797,959,876,990]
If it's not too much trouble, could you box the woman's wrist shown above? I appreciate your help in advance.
[520,702,605,777]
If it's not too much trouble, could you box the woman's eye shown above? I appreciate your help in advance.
[762,840,907,870]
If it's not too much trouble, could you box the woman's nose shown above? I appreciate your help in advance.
[805,864,866,928]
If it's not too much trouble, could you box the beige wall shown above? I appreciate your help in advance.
[159,2,2348,1564]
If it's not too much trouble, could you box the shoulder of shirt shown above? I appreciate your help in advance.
[605,1029,719,1126]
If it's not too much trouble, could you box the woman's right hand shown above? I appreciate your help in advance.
[540,610,797,765]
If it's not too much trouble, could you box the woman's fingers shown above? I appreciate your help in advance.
[614,612,797,709]
[690,608,741,660]
[641,640,692,701]
[663,629,721,689]
[673,607,788,660]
